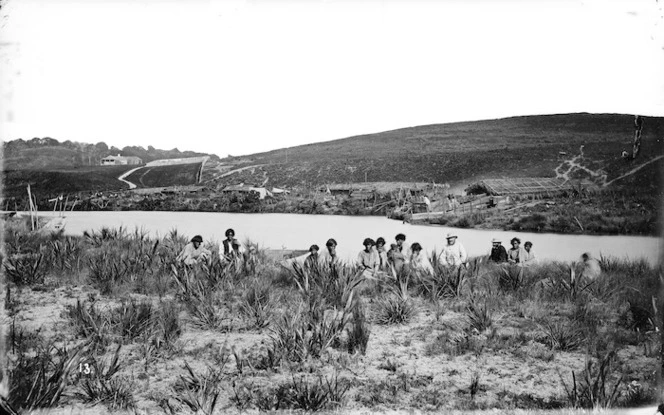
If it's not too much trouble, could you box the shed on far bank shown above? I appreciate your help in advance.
[465,177,600,196]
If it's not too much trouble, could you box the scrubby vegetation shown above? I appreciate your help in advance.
[4,218,661,413]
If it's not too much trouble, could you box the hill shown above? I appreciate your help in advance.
[3,113,662,236]
[2,166,135,203]
[202,113,663,190]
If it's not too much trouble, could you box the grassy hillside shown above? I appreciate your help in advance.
[2,165,134,200]
[4,113,661,222]
[208,113,663,189]
[124,163,203,188]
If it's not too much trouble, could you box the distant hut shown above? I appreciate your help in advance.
[101,154,143,166]
[465,178,599,197]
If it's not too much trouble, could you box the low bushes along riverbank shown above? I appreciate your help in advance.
[4,220,661,413]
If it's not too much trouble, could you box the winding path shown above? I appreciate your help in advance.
[603,155,664,187]
[118,167,141,189]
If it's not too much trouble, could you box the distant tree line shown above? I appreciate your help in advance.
[3,137,219,169]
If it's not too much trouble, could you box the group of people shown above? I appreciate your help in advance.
[177,227,602,281]
[302,233,473,279]
[176,228,256,268]
[488,237,536,266]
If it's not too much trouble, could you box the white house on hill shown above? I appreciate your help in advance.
[101,154,143,166]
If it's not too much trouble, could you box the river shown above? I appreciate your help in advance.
[36,211,662,266]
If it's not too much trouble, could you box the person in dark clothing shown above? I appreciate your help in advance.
[304,244,320,272]
[220,228,236,260]
[489,238,508,263]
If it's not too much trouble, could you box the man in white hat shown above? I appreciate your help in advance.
[488,238,507,263]
[439,232,467,267]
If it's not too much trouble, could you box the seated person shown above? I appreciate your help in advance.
[521,241,537,266]
[221,238,245,267]
[439,233,467,267]
[357,238,379,278]
[488,238,508,263]
[507,237,526,265]
[387,243,406,274]
[176,235,211,265]
[244,244,258,274]
[409,242,434,274]
[580,252,601,280]
[319,238,340,267]
[304,244,320,272]
[219,228,238,261]
[394,233,410,263]
[375,237,389,271]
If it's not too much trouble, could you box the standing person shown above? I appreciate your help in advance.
[521,241,537,266]
[409,242,434,274]
[304,244,320,272]
[357,238,379,278]
[375,237,389,271]
[488,238,508,263]
[439,233,467,267]
[507,237,526,265]
[220,228,237,261]
[176,235,211,266]
[320,238,340,267]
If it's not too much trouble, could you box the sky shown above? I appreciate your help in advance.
[1,0,663,157]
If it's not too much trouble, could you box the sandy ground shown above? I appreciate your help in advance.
[10,280,659,415]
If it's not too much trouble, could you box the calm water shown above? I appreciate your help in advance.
[39,211,662,265]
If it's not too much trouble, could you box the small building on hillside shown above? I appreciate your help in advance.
[101,154,143,166]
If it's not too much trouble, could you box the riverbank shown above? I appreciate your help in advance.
[12,183,660,238]
[4,220,661,413]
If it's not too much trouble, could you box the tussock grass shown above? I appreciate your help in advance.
[540,320,584,351]
[112,298,155,342]
[233,373,350,411]
[559,350,624,409]
[466,295,494,333]
[64,299,113,351]
[164,362,223,415]
[4,253,46,286]
[239,278,275,329]
[4,224,660,413]
[374,294,417,325]
[75,345,135,411]
[9,326,87,411]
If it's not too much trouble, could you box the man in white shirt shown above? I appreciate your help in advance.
[439,233,467,267]
[176,235,211,265]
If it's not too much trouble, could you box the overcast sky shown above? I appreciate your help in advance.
[1,0,663,157]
